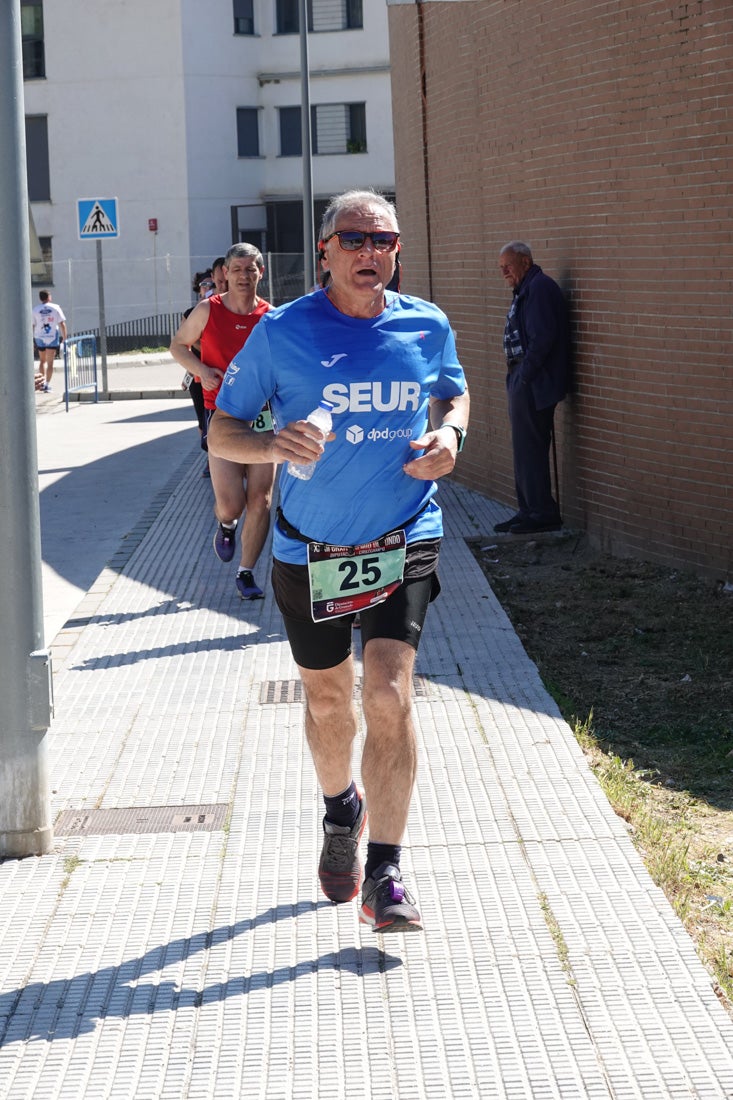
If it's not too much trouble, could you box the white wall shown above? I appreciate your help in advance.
[25,0,190,330]
[26,0,395,331]
[180,0,395,261]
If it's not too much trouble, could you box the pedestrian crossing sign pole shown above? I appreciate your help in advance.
[77,198,119,394]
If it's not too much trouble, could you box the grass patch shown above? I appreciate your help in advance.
[60,853,83,893]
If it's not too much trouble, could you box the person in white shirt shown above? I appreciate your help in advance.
[32,290,67,393]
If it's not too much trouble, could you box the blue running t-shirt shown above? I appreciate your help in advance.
[216,289,467,564]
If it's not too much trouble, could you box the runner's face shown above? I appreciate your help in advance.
[320,203,399,300]
[225,257,263,294]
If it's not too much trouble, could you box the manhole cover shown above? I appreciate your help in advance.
[259,676,432,704]
[54,803,228,837]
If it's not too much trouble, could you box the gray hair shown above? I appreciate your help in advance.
[319,190,399,241]
[225,242,264,268]
[500,240,533,261]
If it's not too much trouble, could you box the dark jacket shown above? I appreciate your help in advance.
[513,264,571,410]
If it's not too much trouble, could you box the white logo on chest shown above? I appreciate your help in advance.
[323,381,421,414]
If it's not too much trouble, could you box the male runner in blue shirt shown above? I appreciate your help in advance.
[209,190,470,933]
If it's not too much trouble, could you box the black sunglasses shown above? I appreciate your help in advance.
[322,230,400,253]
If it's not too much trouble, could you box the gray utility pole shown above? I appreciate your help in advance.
[0,1,54,858]
[300,0,316,292]
[96,239,109,394]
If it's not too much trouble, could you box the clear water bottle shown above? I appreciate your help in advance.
[287,399,334,480]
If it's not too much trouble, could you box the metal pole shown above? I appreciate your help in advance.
[299,0,315,292]
[0,0,53,857]
[166,252,172,341]
[152,232,159,323]
[551,422,561,517]
[96,239,109,394]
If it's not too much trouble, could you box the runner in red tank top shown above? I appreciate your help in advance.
[170,244,276,600]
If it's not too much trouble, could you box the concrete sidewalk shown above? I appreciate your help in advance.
[1,395,732,1098]
[35,350,190,408]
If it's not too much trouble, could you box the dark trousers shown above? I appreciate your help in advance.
[188,379,207,447]
[507,372,560,524]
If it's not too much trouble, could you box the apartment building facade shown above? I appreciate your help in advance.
[22,0,395,331]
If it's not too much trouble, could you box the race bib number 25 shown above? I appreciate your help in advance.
[307,531,406,622]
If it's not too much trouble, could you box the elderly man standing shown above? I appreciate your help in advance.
[495,241,570,535]
[209,189,469,933]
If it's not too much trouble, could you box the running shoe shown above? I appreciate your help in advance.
[359,862,423,933]
[213,521,237,562]
[318,794,367,903]
[235,569,264,600]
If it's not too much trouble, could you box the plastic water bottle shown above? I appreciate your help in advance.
[287,400,334,480]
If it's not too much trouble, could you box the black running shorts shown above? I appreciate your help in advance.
[271,539,441,670]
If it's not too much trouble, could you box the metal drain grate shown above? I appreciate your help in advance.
[260,676,433,705]
[54,803,229,837]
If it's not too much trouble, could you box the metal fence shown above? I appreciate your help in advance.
[94,313,186,354]
[63,334,98,411]
[45,252,309,350]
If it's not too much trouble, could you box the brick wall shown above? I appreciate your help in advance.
[388,0,732,579]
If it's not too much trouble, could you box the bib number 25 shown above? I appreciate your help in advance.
[338,555,381,591]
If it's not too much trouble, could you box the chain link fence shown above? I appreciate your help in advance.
[47,251,308,353]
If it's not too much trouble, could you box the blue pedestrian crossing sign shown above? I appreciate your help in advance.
[77,197,119,240]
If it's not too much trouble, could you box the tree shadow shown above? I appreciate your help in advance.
[39,407,200,601]
[69,629,276,673]
[0,901,401,1045]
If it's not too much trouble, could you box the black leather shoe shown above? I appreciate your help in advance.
[509,519,562,534]
[493,514,523,533]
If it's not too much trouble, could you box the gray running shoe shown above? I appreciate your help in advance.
[318,794,367,903]
[359,862,423,933]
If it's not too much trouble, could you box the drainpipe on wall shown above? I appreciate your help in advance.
[417,1,434,301]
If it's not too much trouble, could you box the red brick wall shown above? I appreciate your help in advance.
[388,0,732,579]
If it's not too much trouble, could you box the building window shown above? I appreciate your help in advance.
[312,0,362,31]
[345,0,363,29]
[21,0,45,79]
[279,107,302,156]
[276,0,300,34]
[279,103,367,156]
[276,0,363,34]
[316,103,366,154]
[25,115,50,200]
[233,0,254,34]
[237,107,260,156]
[31,236,53,287]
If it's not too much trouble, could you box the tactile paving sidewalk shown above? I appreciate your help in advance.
[1,452,732,1099]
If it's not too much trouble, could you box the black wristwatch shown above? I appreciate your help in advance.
[441,423,467,453]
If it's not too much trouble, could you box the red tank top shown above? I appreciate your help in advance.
[200,294,271,409]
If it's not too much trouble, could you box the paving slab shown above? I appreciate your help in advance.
[1,401,732,1099]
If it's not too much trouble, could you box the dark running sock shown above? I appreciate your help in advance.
[323,781,360,829]
[365,842,401,883]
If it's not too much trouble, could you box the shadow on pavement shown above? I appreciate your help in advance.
[0,902,400,1043]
